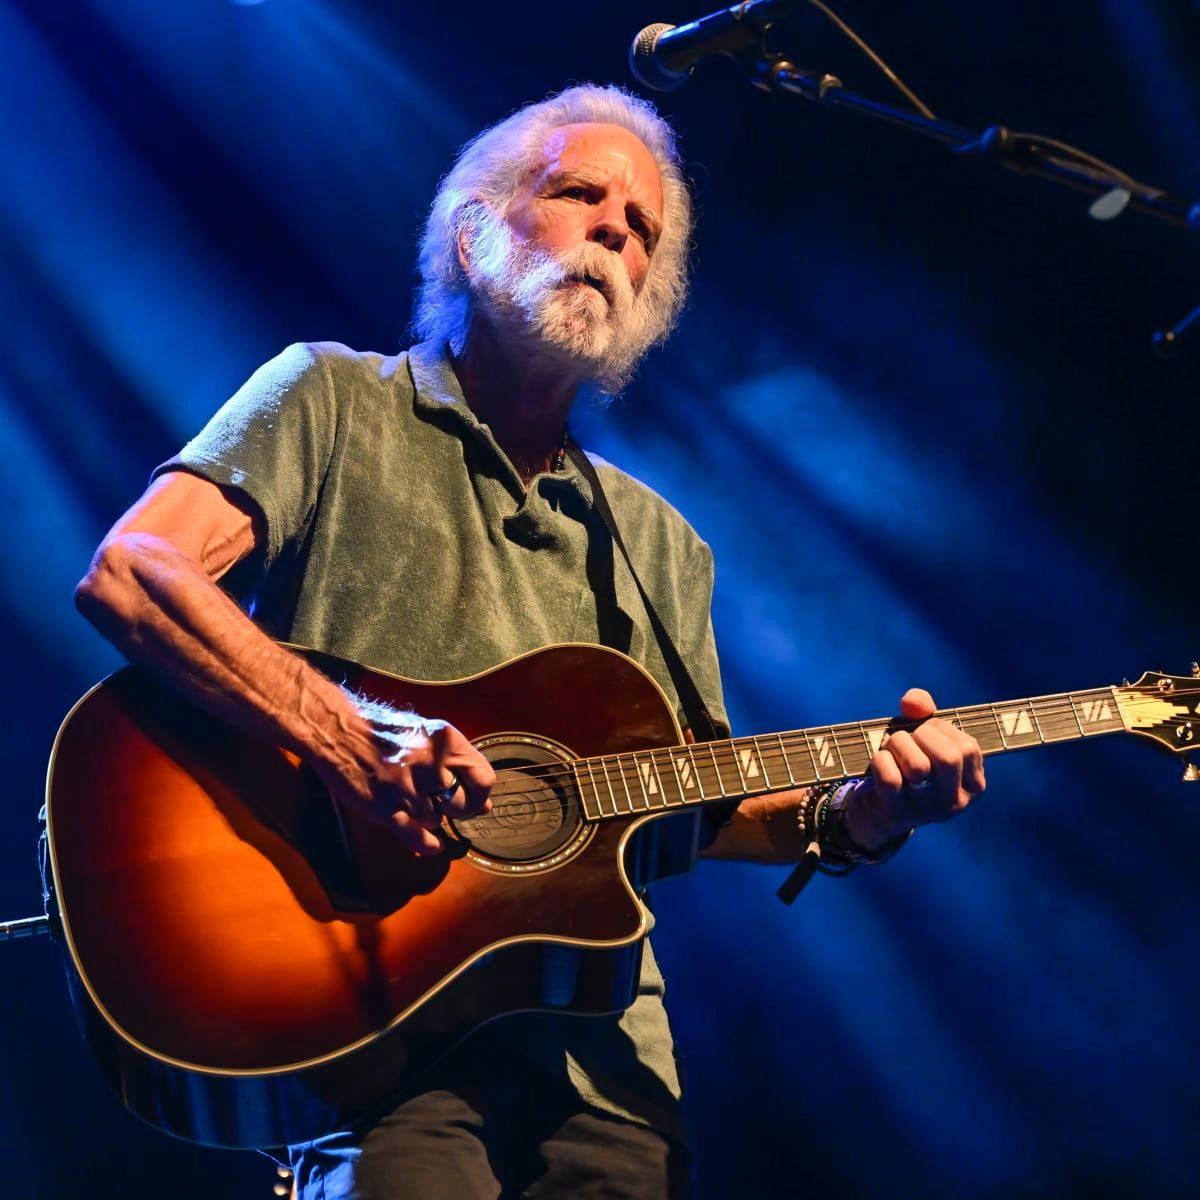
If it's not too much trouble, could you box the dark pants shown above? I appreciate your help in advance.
[288,1044,691,1199]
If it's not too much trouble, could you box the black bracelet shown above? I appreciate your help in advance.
[776,779,913,905]
[821,781,913,868]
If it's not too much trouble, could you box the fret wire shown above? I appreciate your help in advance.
[728,739,750,793]
[989,703,1009,750]
[1066,693,1086,737]
[1107,686,1124,727]
[581,757,603,819]
[652,750,674,806]
[632,750,653,811]
[663,747,688,808]
[688,744,708,802]
[799,731,823,783]
[830,727,850,776]
[959,705,990,741]
[597,758,615,817]
[842,722,869,774]
[775,733,796,787]
[859,722,876,768]
[751,736,772,789]
[1027,697,1047,744]
[615,756,638,812]
[706,742,729,798]
[959,707,990,748]
[610,755,633,815]
[598,756,621,816]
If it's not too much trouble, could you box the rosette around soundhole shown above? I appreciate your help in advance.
[449,735,587,866]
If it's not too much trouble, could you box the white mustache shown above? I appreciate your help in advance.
[550,245,635,314]
[500,245,635,325]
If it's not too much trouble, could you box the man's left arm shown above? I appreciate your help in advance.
[701,687,986,862]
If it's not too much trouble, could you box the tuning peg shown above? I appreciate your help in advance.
[1184,758,1200,783]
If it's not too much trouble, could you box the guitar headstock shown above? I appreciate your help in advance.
[1115,667,1200,774]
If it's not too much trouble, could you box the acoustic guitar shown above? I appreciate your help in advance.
[43,643,1200,1148]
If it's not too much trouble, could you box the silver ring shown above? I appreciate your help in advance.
[907,777,934,793]
[434,782,459,805]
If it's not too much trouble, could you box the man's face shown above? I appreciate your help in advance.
[505,122,664,297]
[465,122,669,390]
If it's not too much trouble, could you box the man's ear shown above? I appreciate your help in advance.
[456,200,488,273]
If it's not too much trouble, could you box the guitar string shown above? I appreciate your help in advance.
[475,688,1199,808]
[468,704,1159,835]
[476,688,1198,800]
[469,691,1147,839]
[466,687,1199,819]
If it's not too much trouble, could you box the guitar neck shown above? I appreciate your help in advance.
[573,684,1141,820]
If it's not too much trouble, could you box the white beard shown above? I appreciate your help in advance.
[466,209,659,394]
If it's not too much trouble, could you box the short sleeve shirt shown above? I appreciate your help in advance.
[155,340,728,1135]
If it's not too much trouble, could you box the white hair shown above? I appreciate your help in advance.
[414,84,692,384]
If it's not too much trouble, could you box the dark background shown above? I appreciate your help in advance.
[1,1,1198,1196]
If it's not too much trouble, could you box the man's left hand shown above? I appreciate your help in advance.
[842,688,986,852]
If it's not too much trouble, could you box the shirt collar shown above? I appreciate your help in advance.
[407,339,594,507]
[408,339,483,428]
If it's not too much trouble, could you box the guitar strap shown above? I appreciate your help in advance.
[566,437,722,745]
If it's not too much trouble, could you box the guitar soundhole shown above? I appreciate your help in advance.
[449,736,586,867]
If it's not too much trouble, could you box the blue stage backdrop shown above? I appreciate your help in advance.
[1,1,1197,1196]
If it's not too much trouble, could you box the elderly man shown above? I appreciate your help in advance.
[76,85,983,1199]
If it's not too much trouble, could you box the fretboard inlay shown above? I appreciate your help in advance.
[571,684,1157,822]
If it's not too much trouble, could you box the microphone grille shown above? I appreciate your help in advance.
[629,23,687,91]
[631,22,675,60]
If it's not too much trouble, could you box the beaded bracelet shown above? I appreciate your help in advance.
[776,779,913,905]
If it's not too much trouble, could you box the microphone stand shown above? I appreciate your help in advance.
[744,56,1200,353]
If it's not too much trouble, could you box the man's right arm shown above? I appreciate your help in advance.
[75,471,492,853]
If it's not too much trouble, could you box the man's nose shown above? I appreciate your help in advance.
[588,203,629,255]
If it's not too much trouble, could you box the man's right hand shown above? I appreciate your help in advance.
[320,701,496,856]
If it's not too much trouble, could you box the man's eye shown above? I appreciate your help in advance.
[632,223,655,252]
[560,187,589,200]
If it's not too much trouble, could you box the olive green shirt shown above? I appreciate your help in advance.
[156,340,728,1134]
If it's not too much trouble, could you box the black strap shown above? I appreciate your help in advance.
[566,438,722,744]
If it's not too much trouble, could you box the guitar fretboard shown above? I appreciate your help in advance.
[573,686,1128,820]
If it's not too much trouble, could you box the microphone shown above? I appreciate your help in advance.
[629,0,797,92]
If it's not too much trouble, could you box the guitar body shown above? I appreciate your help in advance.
[45,644,699,1149]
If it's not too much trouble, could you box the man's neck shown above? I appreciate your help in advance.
[451,315,580,484]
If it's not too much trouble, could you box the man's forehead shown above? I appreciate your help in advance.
[541,121,652,158]
[534,122,663,206]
